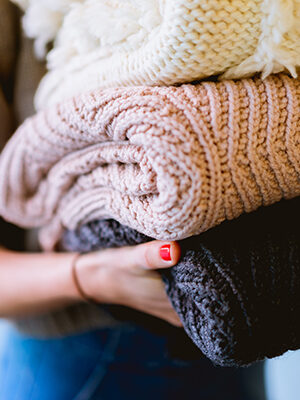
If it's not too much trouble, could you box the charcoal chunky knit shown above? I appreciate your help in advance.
[62,197,300,367]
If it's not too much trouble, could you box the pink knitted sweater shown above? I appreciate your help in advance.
[0,74,299,250]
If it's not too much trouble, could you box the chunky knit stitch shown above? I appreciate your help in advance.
[62,197,300,367]
[12,0,300,109]
[0,74,299,250]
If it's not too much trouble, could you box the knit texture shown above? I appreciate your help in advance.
[12,0,300,109]
[62,197,300,367]
[0,74,299,250]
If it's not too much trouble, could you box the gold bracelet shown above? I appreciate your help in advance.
[71,253,98,305]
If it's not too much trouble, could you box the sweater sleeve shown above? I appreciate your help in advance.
[62,197,300,367]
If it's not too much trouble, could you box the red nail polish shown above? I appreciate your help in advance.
[160,244,171,261]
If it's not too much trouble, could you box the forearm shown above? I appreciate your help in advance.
[0,238,181,326]
[0,248,80,318]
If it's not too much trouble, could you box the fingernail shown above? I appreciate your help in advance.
[160,244,171,261]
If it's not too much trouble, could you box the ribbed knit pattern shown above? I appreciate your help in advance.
[62,197,300,367]
[0,74,299,250]
[12,0,300,109]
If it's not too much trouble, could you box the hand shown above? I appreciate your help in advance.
[76,241,182,327]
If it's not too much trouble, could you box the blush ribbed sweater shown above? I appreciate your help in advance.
[0,74,299,251]
[62,197,300,367]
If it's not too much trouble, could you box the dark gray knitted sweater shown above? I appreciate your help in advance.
[62,198,300,367]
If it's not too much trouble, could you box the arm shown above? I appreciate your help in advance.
[0,241,182,326]
[0,248,79,317]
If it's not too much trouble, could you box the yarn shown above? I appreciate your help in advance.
[0,74,299,250]
[11,0,300,109]
[62,197,300,367]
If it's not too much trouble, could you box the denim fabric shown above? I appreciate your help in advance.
[0,321,265,400]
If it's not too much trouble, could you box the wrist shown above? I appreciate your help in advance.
[57,253,84,303]
[74,252,115,304]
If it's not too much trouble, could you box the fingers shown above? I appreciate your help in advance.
[152,309,183,327]
[154,300,183,327]
[79,242,183,326]
[164,313,183,327]
[124,241,181,270]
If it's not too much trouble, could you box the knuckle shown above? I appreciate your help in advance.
[169,318,182,327]
[173,320,183,328]
[140,245,155,269]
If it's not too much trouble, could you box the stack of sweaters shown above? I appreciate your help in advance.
[1,0,299,367]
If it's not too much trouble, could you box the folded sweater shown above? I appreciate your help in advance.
[12,0,300,109]
[62,197,300,367]
[0,74,299,251]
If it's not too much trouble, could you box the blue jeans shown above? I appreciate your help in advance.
[0,321,265,400]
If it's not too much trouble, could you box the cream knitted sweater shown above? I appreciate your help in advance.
[12,0,300,109]
[0,74,299,251]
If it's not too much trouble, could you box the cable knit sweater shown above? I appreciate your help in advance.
[0,74,299,251]
[12,0,300,109]
[62,197,300,367]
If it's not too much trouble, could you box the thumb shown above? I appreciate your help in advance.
[132,241,181,270]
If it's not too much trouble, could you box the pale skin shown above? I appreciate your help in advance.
[0,241,182,327]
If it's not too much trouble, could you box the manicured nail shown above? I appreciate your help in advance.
[160,244,171,261]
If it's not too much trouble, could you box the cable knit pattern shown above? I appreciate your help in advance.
[62,197,300,367]
[0,74,299,250]
[11,0,300,109]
